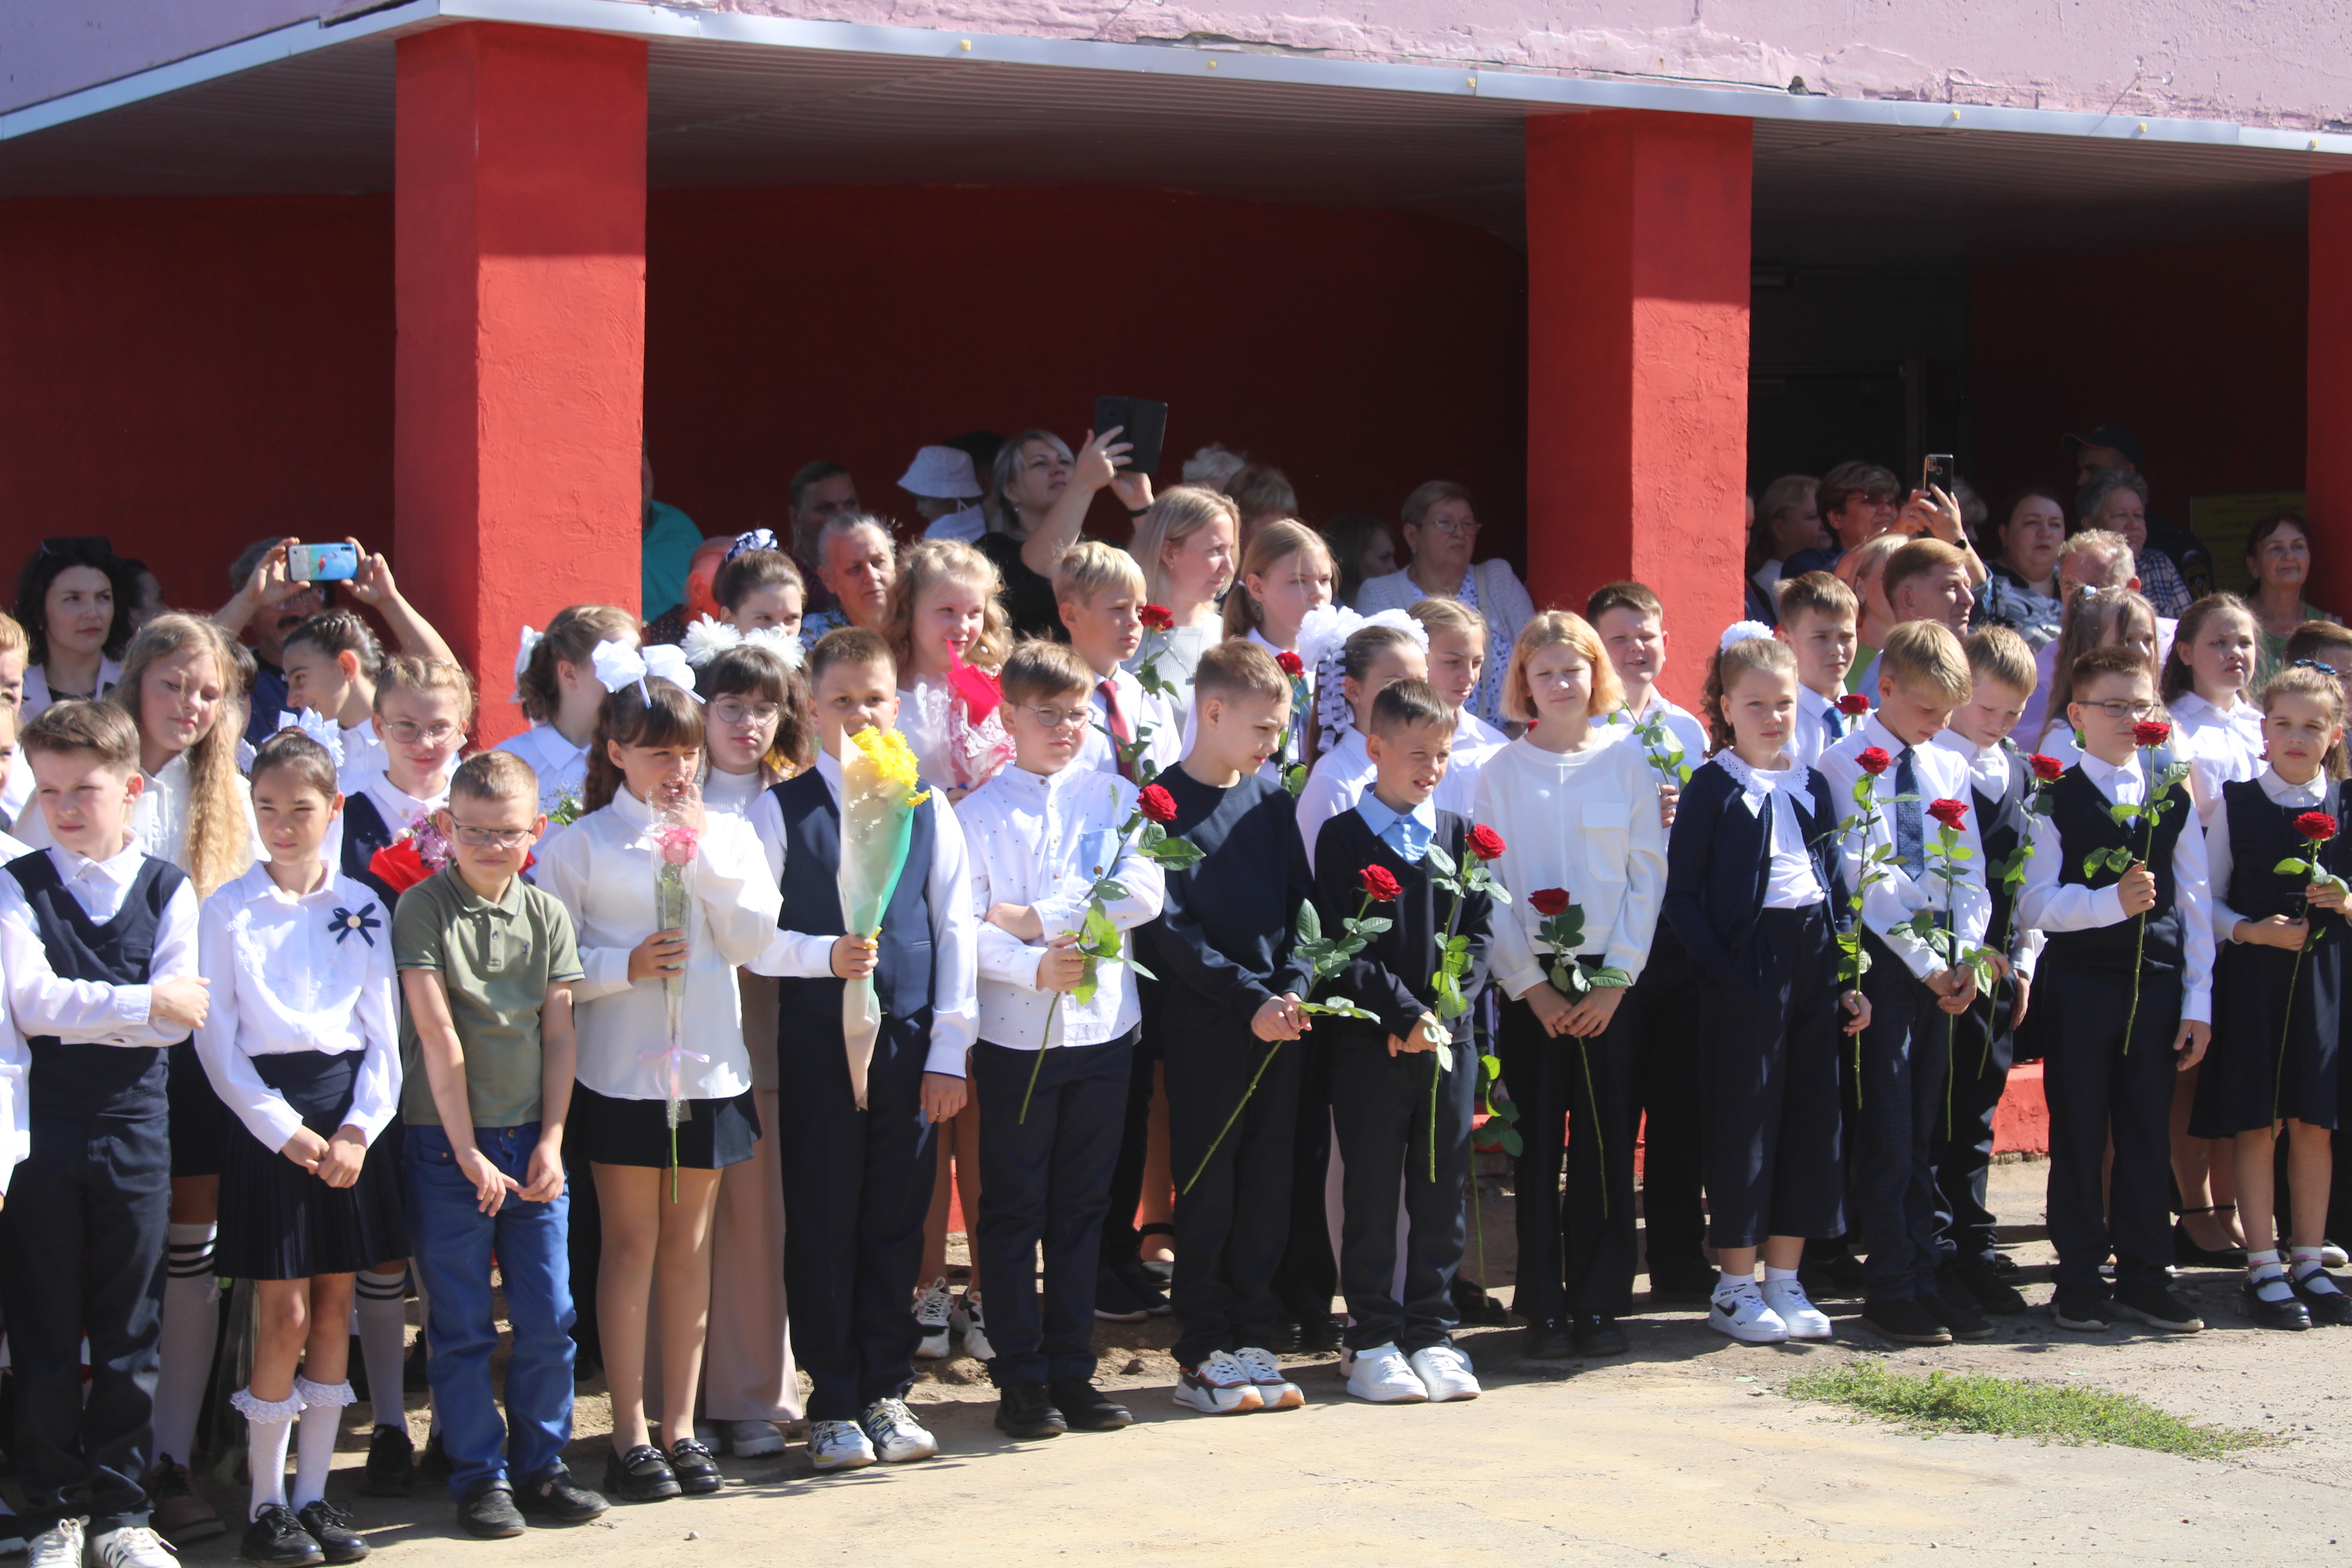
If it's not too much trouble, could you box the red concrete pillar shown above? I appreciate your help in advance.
[2311,175,2352,619]
[1525,111,1751,706]
[394,22,646,744]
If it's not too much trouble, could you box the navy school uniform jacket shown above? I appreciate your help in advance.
[1309,808,1492,1048]
[1661,758,1851,987]
[1136,767,1316,1028]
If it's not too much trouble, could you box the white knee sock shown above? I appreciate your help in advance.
[231,1387,302,1521]
[153,1223,220,1466]
[292,1378,353,1510]
[353,1269,410,1432]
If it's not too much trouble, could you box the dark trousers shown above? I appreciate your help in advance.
[1272,1035,1340,1322]
[1626,933,1708,1281]
[775,1014,938,1421]
[0,1110,170,1536]
[972,1031,1134,1385]
[1852,930,1953,1303]
[2041,962,2183,1294]
[1699,907,1847,1250]
[1164,1009,1304,1369]
[1497,989,1640,1321]
[1932,978,2018,1266]
[1097,1027,1162,1271]
[1329,1039,1476,1352]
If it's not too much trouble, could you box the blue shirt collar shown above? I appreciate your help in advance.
[1355,792,1438,864]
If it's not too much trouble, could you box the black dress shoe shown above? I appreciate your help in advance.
[414,1430,451,1483]
[1943,1258,2027,1315]
[1859,1297,1953,1345]
[666,1438,724,1496]
[240,1503,324,1567]
[2242,1281,2313,1330]
[362,1424,413,1498]
[515,1464,609,1524]
[1111,1260,1172,1316]
[1646,1265,1718,1303]
[296,1499,369,1564]
[1921,1289,1996,1341]
[993,1381,1069,1440]
[601,1442,681,1503]
[455,1479,526,1540]
[1264,1318,1305,1353]
[1519,1318,1577,1362]
[1295,1314,1344,1353]
[2291,1272,2352,1326]
[2173,1207,2247,1268]
[1570,1314,1627,1357]
[1048,1376,1133,1430]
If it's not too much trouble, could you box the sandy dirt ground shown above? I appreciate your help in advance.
[132,1159,2352,1566]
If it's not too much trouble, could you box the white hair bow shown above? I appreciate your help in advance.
[593,638,702,705]
[1718,619,1776,654]
[743,624,805,670]
[513,625,544,684]
[277,708,345,767]
[680,615,744,668]
[726,528,778,564]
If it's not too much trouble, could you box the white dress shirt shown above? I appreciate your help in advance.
[1817,717,1992,982]
[2205,768,2334,941]
[747,746,981,1076]
[0,964,20,1194]
[2173,690,2267,824]
[1931,729,2045,980]
[192,865,401,1152]
[2015,749,2214,1023]
[1436,707,1509,820]
[1791,684,1864,774]
[1294,730,1374,875]
[959,763,1166,1049]
[494,722,591,862]
[1074,664,1182,783]
[1597,691,1709,783]
[539,785,783,1102]
[1472,734,1668,998]
[1710,751,1823,910]
[0,840,199,1045]
[14,750,265,876]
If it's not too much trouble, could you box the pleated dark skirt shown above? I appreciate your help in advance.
[571,1083,760,1170]
[220,1049,409,1280]
[2192,937,2343,1136]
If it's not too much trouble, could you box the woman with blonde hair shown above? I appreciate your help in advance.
[1123,485,1239,715]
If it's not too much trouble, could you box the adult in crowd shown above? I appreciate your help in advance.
[981,427,1153,641]
[905,445,989,544]
[642,535,731,646]
[1321,514,1396,610]
[121,558,171,632]
[786,458,861,616]
[1355,481,1532,726]
[1743,474,1823,623]
[1782,460,1900,577]
[13,536,133,718]
[1973,483,2067,647]
[639,445,703,621]
[1182,442,1248,489]
[2241,510,2340,684]
[1223,465,1298,550]
[2076,469,2192,617]
[1848,537,1974,692]
[2066,422,2214,602]
[1127,484,1242,707]
[799,514,898,641]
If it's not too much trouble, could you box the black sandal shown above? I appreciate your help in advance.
[2174,1204,2248,1269]
[1136,1222,1175,1284]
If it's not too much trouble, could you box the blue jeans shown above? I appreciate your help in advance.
[404,1123,575,1496]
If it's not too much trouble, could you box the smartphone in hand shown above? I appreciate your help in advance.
[1094,397,1168,474]
[286,542,360,582]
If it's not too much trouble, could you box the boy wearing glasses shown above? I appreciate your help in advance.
[2016,645,2214,1336]
[395,749,607,1538]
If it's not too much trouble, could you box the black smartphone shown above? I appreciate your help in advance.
[1094,396,1168,475]
[1922,453,1954,496]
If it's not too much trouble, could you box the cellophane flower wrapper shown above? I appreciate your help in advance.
[838,728,929,1107]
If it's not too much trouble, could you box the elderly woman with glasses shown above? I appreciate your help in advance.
[1355,481,1534,726]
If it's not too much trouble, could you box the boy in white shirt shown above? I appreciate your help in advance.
[962,639,1168,1440]
[1056,543,1181,785]
[1776,571,1868,771]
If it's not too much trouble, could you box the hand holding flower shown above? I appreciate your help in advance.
[2114,861,2158,915]
[627,928,689,981]
[1037,932,1087,993]
[1251,992,1309,1042]
[829,933,879,980]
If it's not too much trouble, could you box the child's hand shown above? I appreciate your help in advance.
[1657,784,1679,831]
[1841,990,1871,1035]
[1560,986,1626,1038]
[2115,861,2158,915]
[921,1071,969,1123]
[1038,932,1086,993]
[2010,974,2031,1027]
[1386,1012,1448,1057]
[521,1139,566,1204]
[1934,967,1979,1012]
[458,1147,522,1216]
[280,1125,330,1173]
[986,903,1044,941]
[1251,993,1303,1042]
[151,976,211,1031]
[1524,982,1576,1038]
[315,1127,367,1189]
[627,929,689,982]
[2175,1019,2211,1071]
[2310,881,2350,915]
[2237,914,2309,950]
[830,933,879,980]
[657,777,706,835]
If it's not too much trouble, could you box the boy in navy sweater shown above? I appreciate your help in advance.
[0,701,210,1568]
[1140,639,1316,1417]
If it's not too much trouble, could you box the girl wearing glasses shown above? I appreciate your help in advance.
[333,657,473,908]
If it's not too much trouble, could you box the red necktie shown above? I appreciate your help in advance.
[1099,678,1134,782]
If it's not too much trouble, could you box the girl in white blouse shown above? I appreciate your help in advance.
[1410,597,1510,819]
[1471,611,1668,1359]
[1221,520,1335,783]
[1293,620,1427,873]
[496,604,638,859]
[194,729,401,1559]
[538,669,782,1502]
[2162,594,2265,823]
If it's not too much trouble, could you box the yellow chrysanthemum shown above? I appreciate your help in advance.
[848,725,930,805]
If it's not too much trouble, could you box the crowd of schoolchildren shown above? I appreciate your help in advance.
[2,442,2350,1568]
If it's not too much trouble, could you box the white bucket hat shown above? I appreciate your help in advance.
[897,446,983,500]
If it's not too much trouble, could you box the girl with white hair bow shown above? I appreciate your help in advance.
[1290,606,1430,875]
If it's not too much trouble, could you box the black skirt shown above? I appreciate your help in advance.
[2192,937,2343,1136]
[220,1050,409,1280]
[571,1083,760,1170]
[168,1038,236,1178]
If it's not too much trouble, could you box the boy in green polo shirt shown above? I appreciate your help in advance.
[395,750,607,1539]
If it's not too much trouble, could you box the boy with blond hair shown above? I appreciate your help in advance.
[1055,542,1181,784]
[1777,572,1864,771]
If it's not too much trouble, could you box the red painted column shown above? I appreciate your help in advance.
[2311,175,2352,619]
[395,22,646,745]
[1525,111,1751,707]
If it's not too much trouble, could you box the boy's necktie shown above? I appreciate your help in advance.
[1822,704,1845,747]
[1099,678,1135,781]
[1895,744,1926,879]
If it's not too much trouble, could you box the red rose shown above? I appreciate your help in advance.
[1139,604,1175,631]
[2132,719,2172,749]
[1856,746,1892,777]
[1837,693,1870,716]
[1359,864,1403,903]
[1528,887,1572,918]
[1466,824,1506,862]
[1276,650,1306,678]
[2297,811,2340,844]
[2029,752,2065,782]
[1926,797,1969,831]
[1137,783,1178,824]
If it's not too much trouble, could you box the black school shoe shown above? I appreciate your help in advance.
[240,1503,325,1567]
[1049,1377,1133,1431]
[362,1425,413,1498]
[1859,1297,1953,1345]
[1646,1264,1718,1304]
[2109,1281,2204,1332]
[993,1381,1069,1440]
[296,1499,368,1564]
[1295,1314,1345,1353]
[2292,1270,2352,1326]
[515,1465,609,1524]
[1570,1314,1627,1357]
[415,1430,451,1483]
[1519,1318,1577,1363]
[1920,1289,1996,1341]
[2241,1280,2312,1330]
[455,1479,526,1540]
[666,1438,724,1496]
[2050,1288,2113,1332]
[602,1443,681,1503]
[1942,1258,2028,1316]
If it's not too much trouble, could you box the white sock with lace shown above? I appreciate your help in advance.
[232,1387,303,1520]
[153,1223,220,1466]
[353,1269,410,1432]
[292,1378,354,1510]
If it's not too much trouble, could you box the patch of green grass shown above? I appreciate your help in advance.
[1780,1361,2275,1460]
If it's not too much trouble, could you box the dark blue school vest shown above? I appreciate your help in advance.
[768,767,938,1034]
[2042,764,2188,974]
[340,791,400,909]
[1973,742,2033,957]
[2221,778,2352,923]
[6,850,184,1118]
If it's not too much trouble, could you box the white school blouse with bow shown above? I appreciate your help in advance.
[538,786,783,1102]
[191,865,401,1152]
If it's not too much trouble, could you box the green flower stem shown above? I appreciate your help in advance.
[1182,1038,1285,1196]
[2274,936,2307,1136]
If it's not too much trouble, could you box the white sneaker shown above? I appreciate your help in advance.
[1709,1283,1791,1344]
[860,1396,938,1463]
[1762,1278,1834,1340]
[88,1525,175,1568]
[0,1509,28,1557]
[1408,1344,1482,1401]
[1173,1351,1265,1415]
[954,1292,996,1363]
[1232,1345,1304,1411]
[1344,1343,1430,1404]
[2326,1242,2350,1270]
[722,1419,786,1457]
[24,1520,79,1568]
[914,1276,954,1359]
[807,1419,876,1472]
